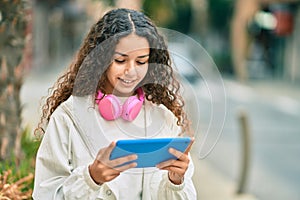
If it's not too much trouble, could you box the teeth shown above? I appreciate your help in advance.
[120,78,134,84]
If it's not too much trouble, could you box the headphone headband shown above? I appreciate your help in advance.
[96,87,145,121]
[136,87,145,101]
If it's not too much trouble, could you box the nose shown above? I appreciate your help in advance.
[124,60,137,76]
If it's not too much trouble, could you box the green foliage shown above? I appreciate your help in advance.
[21,127,40,164]
[143,0,192,33]
[0,128,40,196]
[208,0,233,32]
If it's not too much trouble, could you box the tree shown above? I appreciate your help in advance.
[0,0,30,163]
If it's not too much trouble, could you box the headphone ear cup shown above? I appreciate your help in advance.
[122,96,143,121]
[98,95,122,120]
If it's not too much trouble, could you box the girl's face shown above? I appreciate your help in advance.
[105,34,150,96]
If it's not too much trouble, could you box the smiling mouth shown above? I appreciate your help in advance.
[118,78,136,84]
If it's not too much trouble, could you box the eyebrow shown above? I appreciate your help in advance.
[114,51,149,58]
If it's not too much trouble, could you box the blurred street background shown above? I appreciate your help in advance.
[1,0,300,199]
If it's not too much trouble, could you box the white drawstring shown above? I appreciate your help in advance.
[141,101,147,199]
[68,131,72,168]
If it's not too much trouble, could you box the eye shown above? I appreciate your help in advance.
[136,60,148,65]
[114,59,125,63]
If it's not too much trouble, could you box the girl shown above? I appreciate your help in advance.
[33,8,197,200]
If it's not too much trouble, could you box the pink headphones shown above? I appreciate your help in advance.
[96,88,145,121]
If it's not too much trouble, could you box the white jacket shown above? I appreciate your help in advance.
[33,95,197,200]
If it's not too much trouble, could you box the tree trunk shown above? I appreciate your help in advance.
[190,0,208,39]
[0,0,28,163]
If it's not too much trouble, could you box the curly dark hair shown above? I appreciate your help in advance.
[35,8,192,136]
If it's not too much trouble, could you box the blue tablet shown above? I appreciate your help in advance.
[110,137,191,168]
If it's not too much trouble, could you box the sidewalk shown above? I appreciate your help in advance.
[191,152,258,200]
[224,78,300,117]
[226,78,300,108]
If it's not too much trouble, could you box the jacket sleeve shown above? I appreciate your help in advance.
[32,108,116,200]
[157,154,197,200]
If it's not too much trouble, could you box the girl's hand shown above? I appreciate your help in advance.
[156,138,194,185]
[89,141,137,185]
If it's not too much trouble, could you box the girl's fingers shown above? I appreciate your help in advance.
[157,159,188,170]
[169,148,189,163]
[156,148,190,169]
[156,159,177,169]
[109,154,138,168]
[160,166,184,175]
[115,162,137,172]
[91,143,137,184]
[96,141,116,161]
[103,141,117,158]
[184,138,195,155]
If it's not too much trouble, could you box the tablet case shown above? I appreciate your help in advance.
[110,137,191,168]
